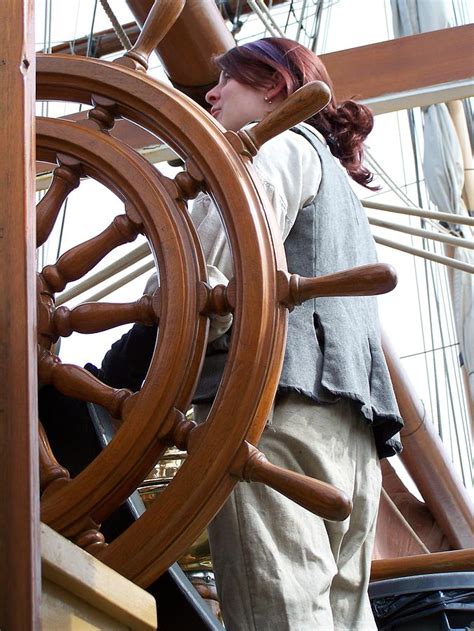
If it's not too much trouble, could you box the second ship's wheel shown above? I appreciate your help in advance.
[36,0,396,587]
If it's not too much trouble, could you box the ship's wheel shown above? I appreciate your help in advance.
[36,0,396,587]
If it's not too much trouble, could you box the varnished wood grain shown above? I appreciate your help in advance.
[37,164,80,246]
[0,1,40,629]
[36,115,207,537]
[127,0,234,88]
[230,441,352,522]
[239,81,331,156]
[383,335,474,549]
[41,214,140,294]
[120,0,185,71]
[36,56,287,582]
[52,295,158,337]
[41,523,157,630]
[371,549,474,581]
[278,263,398,308]
[39,422,70,493]
[322,25,474,102]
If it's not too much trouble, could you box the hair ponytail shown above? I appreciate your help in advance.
[308,100,378,189]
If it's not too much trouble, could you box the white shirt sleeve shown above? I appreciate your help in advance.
[191,126,322,269]
[189,126,323,340]
[251,126,322,240]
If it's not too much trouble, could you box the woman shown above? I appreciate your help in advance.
[99,38,402,630]
[190,38,403,631]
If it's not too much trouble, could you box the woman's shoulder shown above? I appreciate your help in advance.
[253,125,321,174]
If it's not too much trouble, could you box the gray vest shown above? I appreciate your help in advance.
[194,126,403,457]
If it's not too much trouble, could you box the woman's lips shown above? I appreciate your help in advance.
[211,108,221,118]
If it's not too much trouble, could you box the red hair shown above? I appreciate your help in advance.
[215,38,378,189]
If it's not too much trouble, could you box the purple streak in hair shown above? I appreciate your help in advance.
[242,39,290,69]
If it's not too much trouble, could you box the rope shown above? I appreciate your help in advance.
[86,0,99,57]
[99,0,132,51]
[380,487,430,554]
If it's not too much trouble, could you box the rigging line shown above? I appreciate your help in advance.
[428,247,464,476]
[253,0,285,36]
[284,0,294,32]
[99,0,132,51]
[374,236,474,273]
[70,0,83,54]
[432,256,463,469]
[396,111,409,195]
[451,0,461,25]
[435,248,471,482]
[85,260,155,304]
[380,488,430,554]
[365,150,417,208]
[424,244,442,434]
[408,107,440,430]
[295,0,308,42]
[62,0,83,118]
[247,0,283,37]
[362,200,474,228]
[46,0,53,54]
[86,0,99,58]
[56,198,69,261]
[319,0,332,54]
[366,198,460,237]
[231,0,243,35]
[310,0,324,53]
[383,0,392,39]
[456,298,474,464]
[399,342,460,360]
[369,218,474,250]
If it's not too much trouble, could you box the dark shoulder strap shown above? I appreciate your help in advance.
[290,124,326,153]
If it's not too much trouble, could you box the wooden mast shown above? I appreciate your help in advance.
[0,0,40,628]
[126,0,234,105]
[383,335,473,549]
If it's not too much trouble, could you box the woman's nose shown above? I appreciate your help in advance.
[205,85,218,104]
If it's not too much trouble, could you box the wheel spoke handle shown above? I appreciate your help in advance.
[237,81,331,156]
[53,294,158,337]
[41,214,140,293]
[278,263,398,308]
[118,0,186,71]
[230,441,352,522]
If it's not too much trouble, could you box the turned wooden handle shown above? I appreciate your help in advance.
[239,81,331,154]
[124,0,185,69]
[231,442,352,522]
[279,263,398,307]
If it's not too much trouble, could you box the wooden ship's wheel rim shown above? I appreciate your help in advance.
[37,53,289,584]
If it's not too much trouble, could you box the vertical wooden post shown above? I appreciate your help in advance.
[0,1,40,629]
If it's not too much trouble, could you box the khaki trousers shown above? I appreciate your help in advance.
[197,393,381,631]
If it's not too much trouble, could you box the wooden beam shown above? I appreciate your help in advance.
[0,1,40,629]
[371,548,474,581]
[321,25,474,102]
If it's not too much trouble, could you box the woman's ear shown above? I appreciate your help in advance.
[265,75,287,102]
